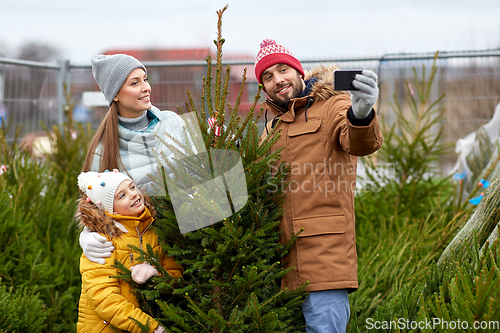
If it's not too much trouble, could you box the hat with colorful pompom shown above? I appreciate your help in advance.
[254,39,304,85]
[77,169,131,214]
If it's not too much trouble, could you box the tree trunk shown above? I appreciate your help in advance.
[438,178,500,266]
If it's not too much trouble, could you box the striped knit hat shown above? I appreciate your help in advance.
[254,39,304,85]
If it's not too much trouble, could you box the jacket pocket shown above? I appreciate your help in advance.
[287,118,321,137]
[292,214,347,284]
[293,214,345,236]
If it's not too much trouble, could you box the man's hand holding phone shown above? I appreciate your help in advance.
[334,69,379,119]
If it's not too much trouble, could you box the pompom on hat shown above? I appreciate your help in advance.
[254,39,304,86]
[91,54,146,106]
[77,169,132,214]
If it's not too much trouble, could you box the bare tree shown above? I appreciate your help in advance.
[0,41,9,58]
[16,41,62,62]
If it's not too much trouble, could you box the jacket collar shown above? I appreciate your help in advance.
[118,106,161,138]
[76,198,155,239]
[264,96,312,123]
[106,207,153,232]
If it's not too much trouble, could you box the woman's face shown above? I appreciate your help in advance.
[114,68,151,118]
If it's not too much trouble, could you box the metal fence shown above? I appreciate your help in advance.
[1,49,499,171]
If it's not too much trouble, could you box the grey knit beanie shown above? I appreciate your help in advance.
[91,54,146,105]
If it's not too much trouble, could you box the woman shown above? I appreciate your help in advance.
[80,54,193,264]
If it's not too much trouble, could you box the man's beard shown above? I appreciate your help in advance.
[270,73,304,109]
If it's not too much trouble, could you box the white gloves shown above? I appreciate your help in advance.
[350,70,379,119]
[154,325,166,333]
[131,263,159,284]
[79,227,114,264]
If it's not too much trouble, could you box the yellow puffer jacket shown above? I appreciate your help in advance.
[76,199,183,333]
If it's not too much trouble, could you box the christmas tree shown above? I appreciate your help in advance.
[120,6,307,332]
[349,53,500,333]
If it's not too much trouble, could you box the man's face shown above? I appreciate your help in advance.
[262,63,305,109]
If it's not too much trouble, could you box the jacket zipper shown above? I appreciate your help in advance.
[135,223,151,251]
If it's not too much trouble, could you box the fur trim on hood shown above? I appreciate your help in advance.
[304,64,348,102]
[75,196,156,239]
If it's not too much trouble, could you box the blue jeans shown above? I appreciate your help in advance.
[301,289,350,333]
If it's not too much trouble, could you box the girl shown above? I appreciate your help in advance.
[76,169,183,333]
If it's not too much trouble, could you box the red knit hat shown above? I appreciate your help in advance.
[254,39,304,85]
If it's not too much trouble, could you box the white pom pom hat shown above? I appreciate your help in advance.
[77,169,132,214]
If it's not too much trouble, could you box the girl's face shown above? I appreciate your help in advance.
[112,180,145,216]
[114,68,151,118]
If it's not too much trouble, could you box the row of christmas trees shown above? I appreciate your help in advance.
[1,6,499,332]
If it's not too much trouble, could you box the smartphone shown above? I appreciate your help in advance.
[334,70,362,91]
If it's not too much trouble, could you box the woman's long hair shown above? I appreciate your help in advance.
[82,102,123,172]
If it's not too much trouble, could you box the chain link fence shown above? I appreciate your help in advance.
[1,49,499,171]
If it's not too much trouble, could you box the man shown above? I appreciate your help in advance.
[255,39,383,333]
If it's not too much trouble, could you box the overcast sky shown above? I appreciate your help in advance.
[2,0,499,64]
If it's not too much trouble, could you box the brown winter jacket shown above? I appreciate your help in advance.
[260,65,383,293]
[76,199,183,333]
